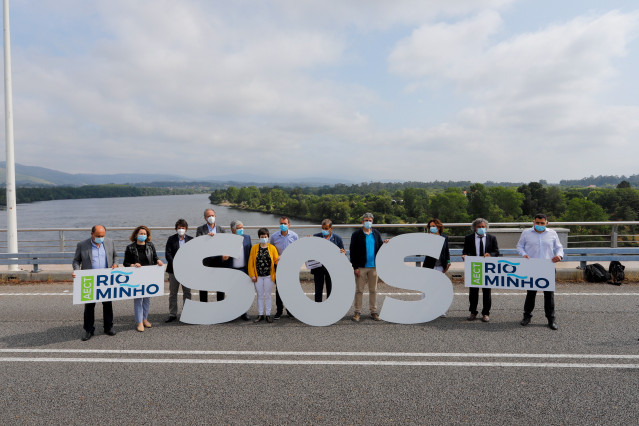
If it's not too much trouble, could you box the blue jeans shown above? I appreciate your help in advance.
[134,297,150,323]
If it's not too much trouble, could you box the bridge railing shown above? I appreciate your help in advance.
[1,221,638,253]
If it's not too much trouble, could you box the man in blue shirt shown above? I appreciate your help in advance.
[270,216,299,319]
[349,213,387,322]
[517,213,564,330]
[72,225,119,341]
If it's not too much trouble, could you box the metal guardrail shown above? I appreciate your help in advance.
[4,247,639,273]
[0,222,638,252]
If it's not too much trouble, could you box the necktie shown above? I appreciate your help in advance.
[479,236,485,256]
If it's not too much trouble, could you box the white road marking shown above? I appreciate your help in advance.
[1,348,638,359]
[0,356,637,369]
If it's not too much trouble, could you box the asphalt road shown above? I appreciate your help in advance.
[1,281,638,425]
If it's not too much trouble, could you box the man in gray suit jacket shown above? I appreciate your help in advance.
[72,225,119,341]
[195,208,229,302]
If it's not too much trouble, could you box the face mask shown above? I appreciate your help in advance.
[280,224,288,232]
[476,228,486,236]
[137,235,147,242]
[94,237,105,244]
[429,226,438,234]
[236,229,244,236]
[259,237,269,244]
[207,216,215,225]
[363,221,372,229]
[177,229,186,237]
[534,224,546,232]
[321,229,330,236]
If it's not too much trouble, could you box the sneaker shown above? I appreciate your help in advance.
[266,316,273,323]
[253,315,264,323]
[371,313,380,321]
[287,311,295,319]
[352,313,360,322]
[274,312,282,320]
[467,313,477,321]
[481,315,490,323]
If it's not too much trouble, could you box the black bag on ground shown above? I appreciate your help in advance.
[584,263,610,283]
[608,261,625,285]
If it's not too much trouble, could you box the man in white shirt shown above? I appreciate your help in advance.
[516,213,564,330]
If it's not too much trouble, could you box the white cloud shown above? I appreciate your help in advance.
[3,1,639,183]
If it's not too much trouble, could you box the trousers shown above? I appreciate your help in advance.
[313,266,332,302]
[83,301,113,333]
[523,290,555,319]
[354,267,378,314]
[255,276,274,316]
[168,273,191,317]
[469,288,492,316]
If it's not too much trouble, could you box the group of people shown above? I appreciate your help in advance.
[72,209,564,341]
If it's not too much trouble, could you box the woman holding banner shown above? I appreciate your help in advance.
[247,228,279,324]
[124,225,164,332]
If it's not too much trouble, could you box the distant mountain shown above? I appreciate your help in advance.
[0,163,356,187]
[0,162,191,186]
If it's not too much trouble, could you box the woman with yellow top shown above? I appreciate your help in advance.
[248,227,279,323]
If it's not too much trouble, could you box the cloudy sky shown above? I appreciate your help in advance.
[3,0,639,183]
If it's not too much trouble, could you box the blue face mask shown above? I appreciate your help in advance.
[321,229,330,236]
[429,226,438,234]
[280,224,288,232]
[363,221,372,229]
[236,229,244,236]
[534,224,546,232]
[94,237,105,244]
[137,235,147,242]
[476,228,486,236]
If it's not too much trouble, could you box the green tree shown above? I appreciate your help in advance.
[429,188,470,223]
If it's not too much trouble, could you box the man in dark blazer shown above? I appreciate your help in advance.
[196,208,230,302]
[72,225,119,341]
[462,218,499,322]
[312,219,345,302]
[165,218,193,322]
[230,219,252,321]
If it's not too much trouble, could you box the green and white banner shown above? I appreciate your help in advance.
[464,256,555,292]
[73,266,165,304]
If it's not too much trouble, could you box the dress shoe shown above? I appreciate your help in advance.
[254,315,264,323]
[481,315,490,323]
[81,331,93,341]
[352,313,360,322]
[273,312,282,320]
[548,320,558,330]
[104,329,117,336]
[467,313,477,321]
[143,319,152,328]
[136,323,145,332]
[520,316,531,326]
[371,313,380,321]
[240,313,250,321]
[165,316,177,323]
[266,316,273,323]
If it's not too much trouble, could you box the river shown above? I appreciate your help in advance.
[0,193,363,252]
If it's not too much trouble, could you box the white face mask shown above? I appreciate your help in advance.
[177,229,186,237]
[259,237,269,244]
[206,216,215,225]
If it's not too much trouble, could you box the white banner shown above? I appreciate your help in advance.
[73,266,165,304]
[464,256,556,292]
